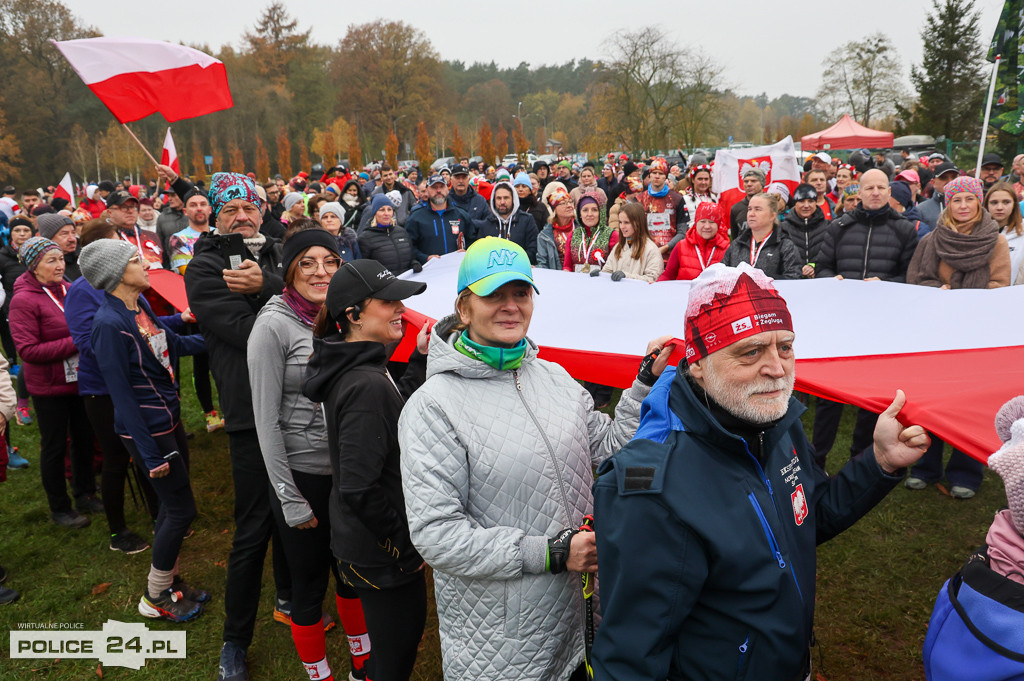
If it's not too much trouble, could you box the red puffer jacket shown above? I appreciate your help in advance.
[658,225,731,281]
[9,271,78,397]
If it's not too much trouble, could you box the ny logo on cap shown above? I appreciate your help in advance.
[487,249,518,268]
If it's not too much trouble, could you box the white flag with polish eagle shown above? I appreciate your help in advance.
[712,136,802,224]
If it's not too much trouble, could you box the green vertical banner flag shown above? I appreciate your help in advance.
[988,0,1024,134]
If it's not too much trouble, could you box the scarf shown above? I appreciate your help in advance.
[243,231,267,258]
[342,194,360,208]
[569,206,613,266]
[912,213,999,289]
[454,331,526,371]
[282,286,321,328]
[648,182,670,198]
[552,219,573,261]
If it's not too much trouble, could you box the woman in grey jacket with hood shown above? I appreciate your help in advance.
[398,237,672,681]
[248,223,371,681]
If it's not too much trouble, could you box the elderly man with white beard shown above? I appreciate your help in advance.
[591,262,930,681]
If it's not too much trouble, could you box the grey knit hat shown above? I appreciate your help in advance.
[79,240,138,292]
[36,213,73,240]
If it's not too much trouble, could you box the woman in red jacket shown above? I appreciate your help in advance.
[658,202,730,281]
[8,237,99,529]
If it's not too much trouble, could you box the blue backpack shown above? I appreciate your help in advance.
[924,547,1024,680]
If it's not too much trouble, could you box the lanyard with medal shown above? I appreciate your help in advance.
[695,245,717,272]
[749,231,772,266]
[578,227,602,273]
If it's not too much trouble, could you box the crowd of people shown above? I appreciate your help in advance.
[0,142,1018,681]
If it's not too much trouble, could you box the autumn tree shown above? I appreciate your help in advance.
[242,2,311,86]
[191,137,204,178]
[816,33,907,125]
[314,127,337,166]
[451,124,466,160]
[228,139,245,173]
[385,129,399,169]
[495,123,509,159]
[478,122,496,164]
[298,141,310,176]
[255,135,271,181]
[414,121,432,171]
[276,126,292,177]
[348,123,362,168]
[512,120,528,157]
[331,21,443,152]
[0,109,22,178]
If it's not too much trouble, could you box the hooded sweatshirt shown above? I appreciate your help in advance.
[470,181,539,264]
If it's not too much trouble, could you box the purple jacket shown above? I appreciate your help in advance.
[9,271,78,397]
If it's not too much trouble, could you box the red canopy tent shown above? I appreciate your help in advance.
[800,114,894,151]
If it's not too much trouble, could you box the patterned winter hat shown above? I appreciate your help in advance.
[18,236,61,272]
[208,172,264,220]
[987,396,1024,535]
[943,176,984,205]
[649,157,669,175]
[547,186,572,208]
[684,263,793,365]
[693,202,722,228]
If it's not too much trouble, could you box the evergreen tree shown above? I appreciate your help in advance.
[901,0,987,139]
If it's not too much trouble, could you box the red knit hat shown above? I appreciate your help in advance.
[684,263,793,364]
[649,157,669,174]
[693,202,722,228]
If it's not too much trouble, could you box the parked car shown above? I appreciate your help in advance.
[501,153,519,167]
[398,159,419,172]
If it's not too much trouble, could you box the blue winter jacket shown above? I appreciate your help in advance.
[91,293,205,469]
[592,365,903,681]
[403,201,471,263]
[64,277,189,396]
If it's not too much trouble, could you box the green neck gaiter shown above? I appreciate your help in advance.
[454,331,526,371]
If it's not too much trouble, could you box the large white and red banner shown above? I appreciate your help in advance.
[712,137,802,225]
[395,253,1024,463]
[52,37,232,123]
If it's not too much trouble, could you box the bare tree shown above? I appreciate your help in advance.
[817,33,908,125]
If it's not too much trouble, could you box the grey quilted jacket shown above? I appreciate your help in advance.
[398,333,650,681]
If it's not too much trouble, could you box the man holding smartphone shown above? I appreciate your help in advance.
[181,172,291,681]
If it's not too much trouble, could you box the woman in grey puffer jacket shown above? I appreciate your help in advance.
[398,237,672,681]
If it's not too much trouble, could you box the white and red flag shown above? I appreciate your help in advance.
[52,37,232,123]
[391,253,1024,463]
[53,171,76,208]
[712,136,802,226]
[161,128,180,175]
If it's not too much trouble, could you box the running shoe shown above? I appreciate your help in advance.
[138,588,203,622]
[110,531,150,555]
[172,576,210,604]
[6,447,28,469]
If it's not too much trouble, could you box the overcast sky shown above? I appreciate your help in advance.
[73,0,1007,101]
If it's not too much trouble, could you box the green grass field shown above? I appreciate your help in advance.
[0,364,1004,680]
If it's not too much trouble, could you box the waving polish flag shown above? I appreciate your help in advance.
[161,128,181,175]
[392,253,1024,463]
[53,172,75,208]
[713,136,802,226]
[52,37,232,123]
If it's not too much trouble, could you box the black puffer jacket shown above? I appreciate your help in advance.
[780,208,829,272]
[183,232,284,432]
[357,223,418,274]
[0,243,26,305]
[721,226,802,280]
[816,205,919,281]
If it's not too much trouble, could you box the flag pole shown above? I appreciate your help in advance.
[975,54,1001,180]
[121,123,160,167]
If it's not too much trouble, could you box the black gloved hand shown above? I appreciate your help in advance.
[548,527,579,574]
[636,349,661,387]
[589,268,600,277]
[411,261,423,273]
[611,270,625,282]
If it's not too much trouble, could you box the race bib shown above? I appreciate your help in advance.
[149,330,171,372]
[63,354,80,383]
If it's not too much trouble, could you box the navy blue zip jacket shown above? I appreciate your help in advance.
[91,293,205,470]
[64,276,189,396]
[592,365,902,681]
[403,201,470,263]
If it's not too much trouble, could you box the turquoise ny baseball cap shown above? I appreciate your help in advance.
[457,237,539,296]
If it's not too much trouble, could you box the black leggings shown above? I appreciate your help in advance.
[83,394,159,532]
[191,352,214,414]
[32,394,96,514]
[339,565,426,681]
[121,422,194,570]
[268,470,356,626]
